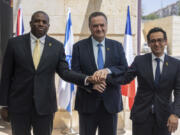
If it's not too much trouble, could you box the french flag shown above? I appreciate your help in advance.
[58,8,74,114]
[16,5,24,36]
[121,6,136,110]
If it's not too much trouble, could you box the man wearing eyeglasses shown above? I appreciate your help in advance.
[105,27,180,135]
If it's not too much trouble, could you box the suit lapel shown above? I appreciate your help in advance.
[146,53,155,86]
[37,35,50,71]
[87,37,98,70]
[104,38,111,67]
[159,55,168,83]
[23,33,34,69]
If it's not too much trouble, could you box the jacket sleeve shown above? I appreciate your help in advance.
[108,42,128,77]
[172,61,180,117]
[71,43,94,93]
[106,56,137,86]
[56,43,86,86]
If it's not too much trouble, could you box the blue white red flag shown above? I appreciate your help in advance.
[121,6,135,110]
[16,5,24,36]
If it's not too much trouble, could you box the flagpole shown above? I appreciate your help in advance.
[119,96,126,135]
[61,112,79,135]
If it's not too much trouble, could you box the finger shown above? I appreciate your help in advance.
[168,123,177,133]
[98,84,106,92]
[172,123,178,132]
[167,120,170,127]
[96,86,104,93]
[100,83,106,89]
[93,84,104,93]
[168,124,172,133]
[97,72,103,81]
[99,73,106,80]
[101,81,107,86]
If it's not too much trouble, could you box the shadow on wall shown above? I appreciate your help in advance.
[79,0,102,40]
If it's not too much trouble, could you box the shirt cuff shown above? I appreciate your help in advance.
[84,76,90,86]
[106,68,112,74]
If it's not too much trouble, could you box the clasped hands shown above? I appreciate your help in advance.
[87,68,109,93]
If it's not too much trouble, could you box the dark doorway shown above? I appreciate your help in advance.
[0,0,13,77]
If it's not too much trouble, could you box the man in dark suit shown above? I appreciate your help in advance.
[71,12,128,135]
[107,27,180,135]
[0,11,98,135]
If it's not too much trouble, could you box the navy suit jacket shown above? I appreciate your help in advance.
[71,36,128,114]
[0,33,86,115]
[108,53,180,127]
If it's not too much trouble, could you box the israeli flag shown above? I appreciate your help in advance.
[58,8,74,114]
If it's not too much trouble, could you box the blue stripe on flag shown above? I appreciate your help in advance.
[125,6,132,35]
[64,13,72,47]
[22,19,24,34]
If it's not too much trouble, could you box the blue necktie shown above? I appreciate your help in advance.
[155,58,160,85]
[97,44,104,69]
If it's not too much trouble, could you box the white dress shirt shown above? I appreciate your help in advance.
[30,33,46,58]
[91,37,105,66]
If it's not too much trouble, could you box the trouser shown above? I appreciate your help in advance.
[79,101,118,135]
[9,106,54,135]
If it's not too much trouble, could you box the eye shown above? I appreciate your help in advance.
[43,20,47,24]
[92,24,98,28]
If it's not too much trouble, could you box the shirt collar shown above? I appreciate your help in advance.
[30,32,46,44]
[91,36,105,47]
[151,53,165,62]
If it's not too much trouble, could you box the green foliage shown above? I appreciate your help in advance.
[142,13,159,20]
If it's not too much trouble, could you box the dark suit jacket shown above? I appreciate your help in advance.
[0,33,86,115]
[71,37,128,114]
[108,53,180,127]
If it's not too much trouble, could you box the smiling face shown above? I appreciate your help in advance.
[30,12,50,38]
[89,15,107,42]
[148,31,167,57]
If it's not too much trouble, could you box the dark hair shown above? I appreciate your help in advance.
[88,11,107,26]
[147,27,167,42]
[31,11,50,23]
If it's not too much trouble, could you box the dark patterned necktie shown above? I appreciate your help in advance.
[155,58,160,85]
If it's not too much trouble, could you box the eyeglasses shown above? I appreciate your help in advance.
[149,38,165,44]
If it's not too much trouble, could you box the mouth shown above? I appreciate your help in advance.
[37,27,44,31]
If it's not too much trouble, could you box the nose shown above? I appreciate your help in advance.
[97,25,102,31]
[38,21,43,26]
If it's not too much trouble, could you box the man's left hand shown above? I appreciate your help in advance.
[0,107,9,122]
[167,114,179,133]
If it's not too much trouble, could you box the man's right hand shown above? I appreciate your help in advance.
[92,81,106,93]
[0,107,9,122]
